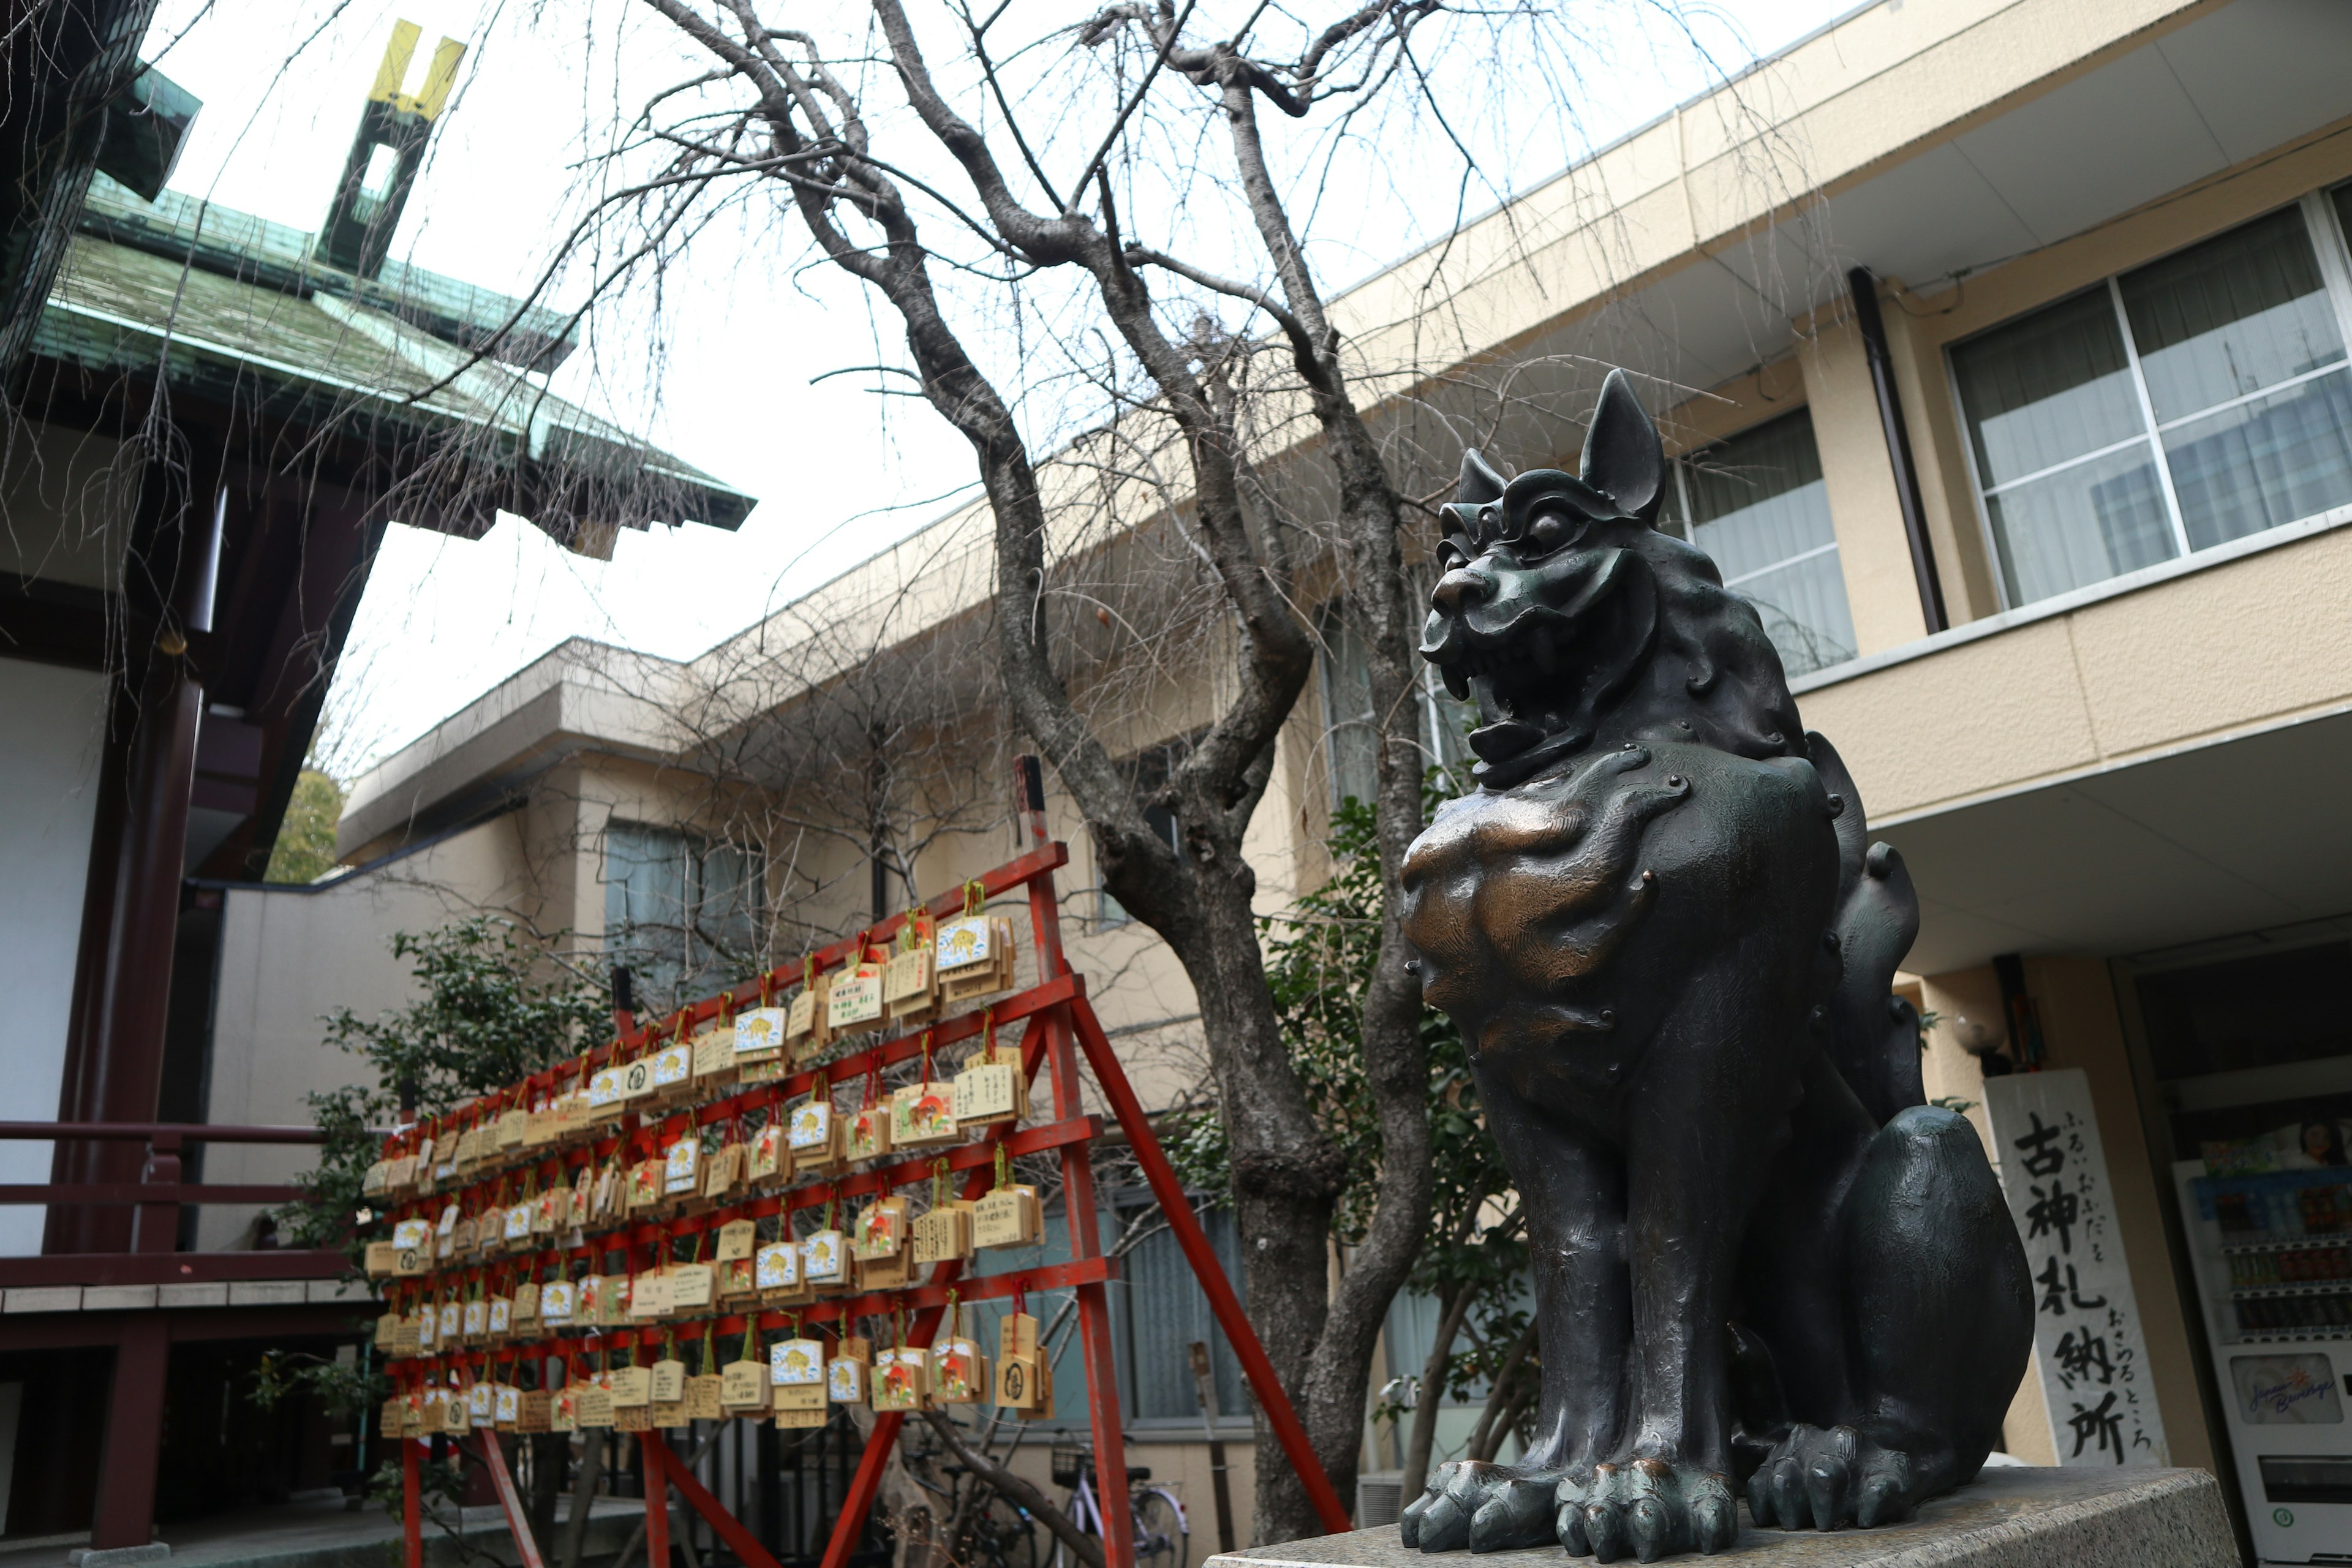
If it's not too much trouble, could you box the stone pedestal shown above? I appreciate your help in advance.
[1207,1468,2237,1568]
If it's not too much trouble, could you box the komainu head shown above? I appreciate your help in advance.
[1421,370,1807,790]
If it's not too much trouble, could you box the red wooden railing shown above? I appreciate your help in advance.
[0,1121,352,1286]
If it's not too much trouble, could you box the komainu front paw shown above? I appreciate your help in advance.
[1400,1461,1560,1552]
[1555,1460,1736,1562]
[1745,1423,1925,1530]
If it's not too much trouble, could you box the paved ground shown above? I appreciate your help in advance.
[0,1495,655,1568]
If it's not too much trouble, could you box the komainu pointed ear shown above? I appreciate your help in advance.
[1580,370,1664,522]
[1457,448,1506,508]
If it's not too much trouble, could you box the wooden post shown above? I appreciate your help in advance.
[1189,1342,1237,1554]
[644,1424,672,1568]
[50,474,220,1253]
[134,1132,182,1254]
[404,1432,424,1568]
[1027,871,1134,1568]
[88,1313,170,1550]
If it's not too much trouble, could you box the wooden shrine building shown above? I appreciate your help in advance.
[0,6,752,1554]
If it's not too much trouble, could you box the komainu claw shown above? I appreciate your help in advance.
[1627,1498,1667,1563]
[1691,1495,1735,1556]
[1558,1501,1593,1558]
[1468,1478,1555,1552]
[1771,1461,1806,1531]
[1751,1423,1932,1534]
[1547,1460,1735,1561]
[1402,1461,1569,1553]
[1415,1495,1467,1553]
[1806,1457,1845,1532]
[1585,1504,1626,1564]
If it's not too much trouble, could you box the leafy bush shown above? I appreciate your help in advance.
[280,918,609,1259]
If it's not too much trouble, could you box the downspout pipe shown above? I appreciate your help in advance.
[1847,265,1948,635]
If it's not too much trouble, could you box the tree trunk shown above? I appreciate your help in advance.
[559,1431,606,1568]
[625,10,1406,1540]
[529,1432,564,1557]
[1208,74,1436,1542]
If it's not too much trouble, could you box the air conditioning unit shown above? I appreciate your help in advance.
[1356,1471,1404,1529]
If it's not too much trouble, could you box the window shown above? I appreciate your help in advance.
[1321,612,1381,808]
[1668,407,1856,677]
[951,1191,1248,1428]
[1319,605,1474,809]
[1115,1199,1249,1422]
[1953,192,2352,608]
[602,824,762,1009]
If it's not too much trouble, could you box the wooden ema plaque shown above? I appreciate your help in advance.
[373,781,1349,1568]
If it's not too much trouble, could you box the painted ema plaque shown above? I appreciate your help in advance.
[1985,1068,2169,1466]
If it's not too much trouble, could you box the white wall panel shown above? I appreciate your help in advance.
[0,657,107,1255]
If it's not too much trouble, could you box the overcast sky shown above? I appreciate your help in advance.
[143,0,1849,774]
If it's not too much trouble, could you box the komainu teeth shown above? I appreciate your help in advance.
[1441,663,1469,700]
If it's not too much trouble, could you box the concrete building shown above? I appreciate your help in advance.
[177,0,2352,1560]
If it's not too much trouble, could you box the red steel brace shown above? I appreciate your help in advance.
[477,1431,548,1568]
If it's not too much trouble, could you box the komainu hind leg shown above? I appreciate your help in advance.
[1747,1106,2032,1530]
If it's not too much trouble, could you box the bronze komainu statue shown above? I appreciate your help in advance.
[1397,372,2032,1561]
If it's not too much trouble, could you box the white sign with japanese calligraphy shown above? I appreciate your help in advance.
[1983,1068,2169,1467]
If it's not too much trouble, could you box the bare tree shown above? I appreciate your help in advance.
[312,0,1809,1539]
[587,1,1471,1534]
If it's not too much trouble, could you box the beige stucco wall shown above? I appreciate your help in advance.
[1637,110,2352,680]
[1796,314,1933,657]
[1798,515,2352,828]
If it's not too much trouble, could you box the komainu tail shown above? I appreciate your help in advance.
[1806,732,1924,1126]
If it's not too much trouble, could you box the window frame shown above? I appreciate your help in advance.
[600,820,766,1008]
[1947,187,2352,612]
[1665,404,1857,676]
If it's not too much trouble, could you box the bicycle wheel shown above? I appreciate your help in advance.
[1131,1488,1185,1568]
[973,1494,1039,1568]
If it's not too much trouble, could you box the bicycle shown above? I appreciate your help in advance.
[1049,1443,1188,1568]
[902,1439,1042,1568]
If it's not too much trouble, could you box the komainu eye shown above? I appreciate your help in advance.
[1525,509,1585,554]
[1436,537,1468,573]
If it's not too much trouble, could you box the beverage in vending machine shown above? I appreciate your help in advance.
[2178,1159,2352,1563]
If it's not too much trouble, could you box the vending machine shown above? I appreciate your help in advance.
[2176,1157,2352,1562]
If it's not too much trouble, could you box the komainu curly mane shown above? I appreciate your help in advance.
[1395,371,2031,1563]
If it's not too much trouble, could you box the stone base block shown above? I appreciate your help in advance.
[68,1545,170,1568]
[1207,1468,2236,1568]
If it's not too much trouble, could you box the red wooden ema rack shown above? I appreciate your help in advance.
[385,809,1350,1568]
